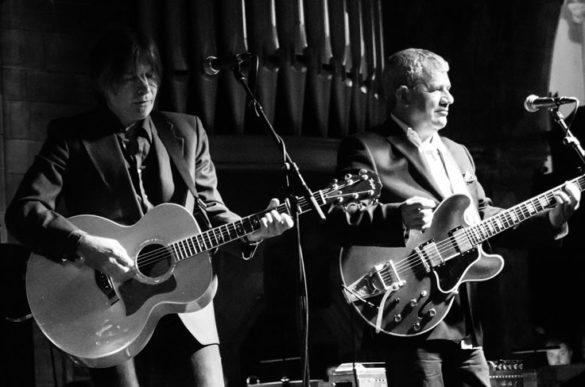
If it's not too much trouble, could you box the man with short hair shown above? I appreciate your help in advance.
[327,48,580,386]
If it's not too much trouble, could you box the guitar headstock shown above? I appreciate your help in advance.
[324,169,382,208]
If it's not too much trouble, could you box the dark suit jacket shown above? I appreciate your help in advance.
[5,106,239,344]
[327,119,562,346]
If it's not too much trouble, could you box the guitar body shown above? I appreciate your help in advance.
[26,203,216,368]
[24,169,383,368]
[340,194,504,337]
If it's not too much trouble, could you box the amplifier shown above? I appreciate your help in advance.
[488,359,537,387]
[329,362,387,387]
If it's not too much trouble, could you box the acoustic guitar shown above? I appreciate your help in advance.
[26,170,381,368]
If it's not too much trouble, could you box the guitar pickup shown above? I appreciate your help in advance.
[414,240,443,271]
[448,226,474,254]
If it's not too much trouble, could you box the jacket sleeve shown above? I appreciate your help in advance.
[5,121,81,261]
[189,116,259,258]
[324,135,406,247]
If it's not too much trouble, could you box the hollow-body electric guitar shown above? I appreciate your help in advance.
[340,174,584,337]
[26,170,381,368]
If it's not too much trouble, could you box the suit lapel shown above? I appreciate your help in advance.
[152,113,185,168]
[82,111,143,221]
[151,113,194,210]
[150,123,176,203]
[382,122,445,200]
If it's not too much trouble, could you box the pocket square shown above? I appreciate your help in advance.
[462,171,476,184]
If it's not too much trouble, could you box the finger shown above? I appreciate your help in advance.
[417,198,437,209]
[112,246,134,268]
[564,183,581,204]
[263,212,274,225]
[421,210,434,226]
[268,198,280,210]
[282,214,294,228]
[260,217,269,229]
[270,209,283,224]
[553,191,570,206]
[404,196,432,206]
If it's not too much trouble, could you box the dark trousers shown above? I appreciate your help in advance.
[383,339,490,387]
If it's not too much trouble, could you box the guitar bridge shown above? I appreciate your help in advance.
[343,261,404,303]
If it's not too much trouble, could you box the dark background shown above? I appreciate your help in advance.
[2,0,585,386]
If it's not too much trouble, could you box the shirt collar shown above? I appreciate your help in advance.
[118,117,154,142]
[391,113,440,151]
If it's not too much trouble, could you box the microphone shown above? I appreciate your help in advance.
[203,52,254,76]
[523,94,578,112]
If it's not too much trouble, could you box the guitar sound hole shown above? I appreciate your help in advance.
[136,244,172,278]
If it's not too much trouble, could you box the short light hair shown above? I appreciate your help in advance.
[384,48,449,109]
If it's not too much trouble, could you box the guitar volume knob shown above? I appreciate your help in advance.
[426,308,437,318]
[393,314,402,323]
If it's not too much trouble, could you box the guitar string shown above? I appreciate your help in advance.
[389,176,585,275]
[133,185,375,269]
[133,201,295,268]
[135,176,576,271]
[133,188,373,269]
[383,188,572,281]
[389,190,558,275]
[133,186,370,269]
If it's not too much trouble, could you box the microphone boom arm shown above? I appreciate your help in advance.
[550,107,585,167]
[231,58,327,221]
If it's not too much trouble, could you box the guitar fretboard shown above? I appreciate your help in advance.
[464,174,585,246]
[170,191,323,260]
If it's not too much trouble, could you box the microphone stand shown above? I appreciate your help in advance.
[550,106,585,167]
[232,58,324,387]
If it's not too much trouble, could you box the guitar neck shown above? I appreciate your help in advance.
[171,191,324,260]
[467,174,585,245]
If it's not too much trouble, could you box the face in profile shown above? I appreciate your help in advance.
[104,63,159,127]
[406,67,454,136]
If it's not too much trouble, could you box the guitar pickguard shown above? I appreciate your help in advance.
[118,277,177,315]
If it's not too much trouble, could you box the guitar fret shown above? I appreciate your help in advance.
[194,234,204,251]
[203,231,212,250]
[207,230,217,246]
[184,239,193,256]
[537,196,548,210]
[171,244,180,260]
[486,221,495,235]
[494,217,503,231]
[214,228,222,244]
[185,239,193,256]
[169,171,381,263]
[179,240,188,259]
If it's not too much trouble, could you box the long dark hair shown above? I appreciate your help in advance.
[90,28,162,95]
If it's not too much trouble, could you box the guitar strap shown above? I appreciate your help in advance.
[151,112,213,231]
